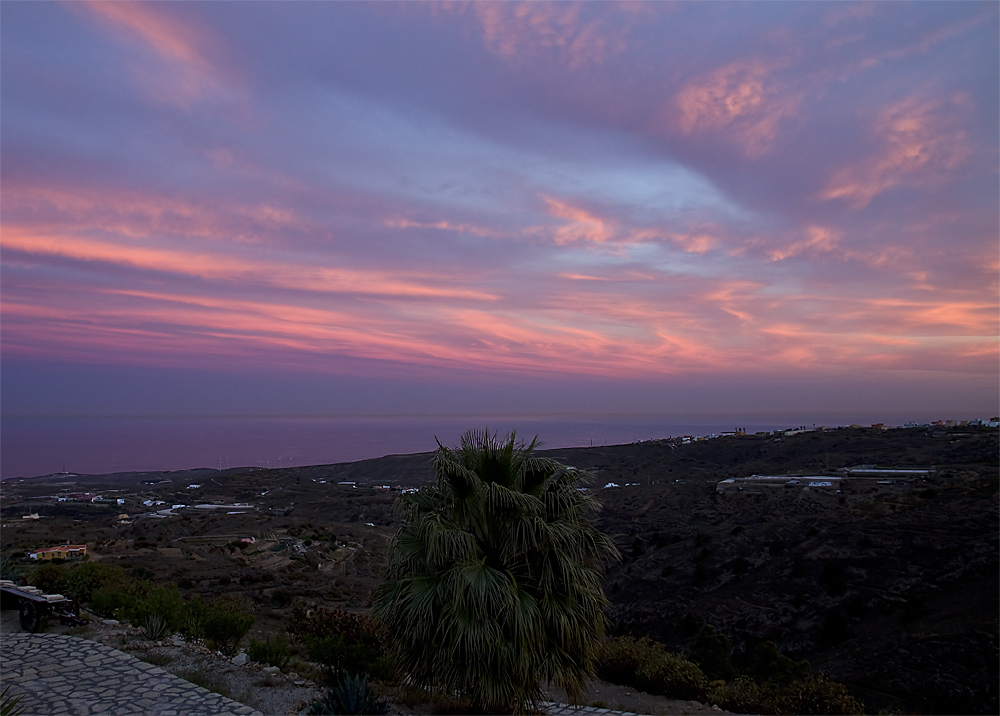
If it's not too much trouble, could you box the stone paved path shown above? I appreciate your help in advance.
[1,632,263,716]
[0,631,640,716]
[541,701,639,715]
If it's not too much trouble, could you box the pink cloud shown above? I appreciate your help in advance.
[466,1,633,70]
[78,1,240,109]
[672,59,800,158]
[1,228,499,302]
[542,196,617,244]
[822,95,971,208]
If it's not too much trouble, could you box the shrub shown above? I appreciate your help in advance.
[706,674,863,715]
[29,564,65,594]
[691,625,735,681]
[742,641,810,685]
[778,675,864,715]
[131,585,184,632]
[89,586,140,619]
[200,598,254,656]
[58,562,130,602]
[594,636,707,700]
[306,674,388,715]
[248,634,291,670]
[290,608,394,682]
[707,676,779,714]
[637,651,710,700]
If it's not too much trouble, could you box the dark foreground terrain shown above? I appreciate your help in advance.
[2,425,997,714]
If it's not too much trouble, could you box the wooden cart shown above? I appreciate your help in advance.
[0,582,85,632]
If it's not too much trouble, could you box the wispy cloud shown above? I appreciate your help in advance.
[1,1,995,414]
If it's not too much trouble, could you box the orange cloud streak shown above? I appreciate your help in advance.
[1,229,499,302]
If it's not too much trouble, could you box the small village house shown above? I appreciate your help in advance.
[29,544,87,561]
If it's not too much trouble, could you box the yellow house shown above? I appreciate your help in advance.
[29,544,87,561]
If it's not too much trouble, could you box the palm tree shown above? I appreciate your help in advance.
[371,429,619,714]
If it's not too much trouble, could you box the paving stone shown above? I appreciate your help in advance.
[1,633,264,716]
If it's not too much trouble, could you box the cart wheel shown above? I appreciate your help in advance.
[19,600,40,633]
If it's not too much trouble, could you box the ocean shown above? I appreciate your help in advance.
[0,412,937,480]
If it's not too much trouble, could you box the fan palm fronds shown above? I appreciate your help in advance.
[372,429,619,714]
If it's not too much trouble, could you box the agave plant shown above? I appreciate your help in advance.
[0,685,26,716]
[371,429,619,713]
[140,613,169,641]
[306,674,388,715]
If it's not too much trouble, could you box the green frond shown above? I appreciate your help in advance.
[373,428,617,713]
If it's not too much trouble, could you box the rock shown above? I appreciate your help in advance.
[232,652,249,666]
[263,666,280,676]
[103,619,120,625]
[293,680,305,686]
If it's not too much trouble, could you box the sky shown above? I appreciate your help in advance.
[2,1,998,425]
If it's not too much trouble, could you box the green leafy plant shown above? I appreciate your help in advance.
[594,636,707,700]
[290,607,394,682]
[741,641,811,685]
[706,676,779,714]
[306,674,388,715]
[0,554,23,581]
[371,429,619,713]
[58,562,131,602]
[200,598,254,656]
[691,624,736,681]
[29,564,65,594]
[777,675,864,715]
[248,634,291,670]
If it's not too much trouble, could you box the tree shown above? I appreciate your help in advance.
[371,429,619,713]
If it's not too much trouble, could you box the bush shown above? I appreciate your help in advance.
[290,607,395,682]
[58,562,130,602]
[777,675,864,715]
[742,641,810,685]
[89,586,140,619]
[29,564,65,594]
[691,625,735,681]
[708,676,779,714]
[594,636,707,700]
[248,634,291,670]
[131,585,185,632]
[707,674,863,715]
[200,598,254,656]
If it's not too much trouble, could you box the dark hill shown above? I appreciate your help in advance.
[3,425,996,713]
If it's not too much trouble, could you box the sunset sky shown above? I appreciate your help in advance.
[2,1,998,423]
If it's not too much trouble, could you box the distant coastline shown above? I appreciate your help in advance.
[3,412,992,481]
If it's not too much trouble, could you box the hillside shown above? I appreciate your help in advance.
[2,425,997,713]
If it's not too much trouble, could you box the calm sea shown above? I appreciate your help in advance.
[0,413,929,480]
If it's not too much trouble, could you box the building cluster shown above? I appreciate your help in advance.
[717,465,936,495]
[667,417,998,446]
